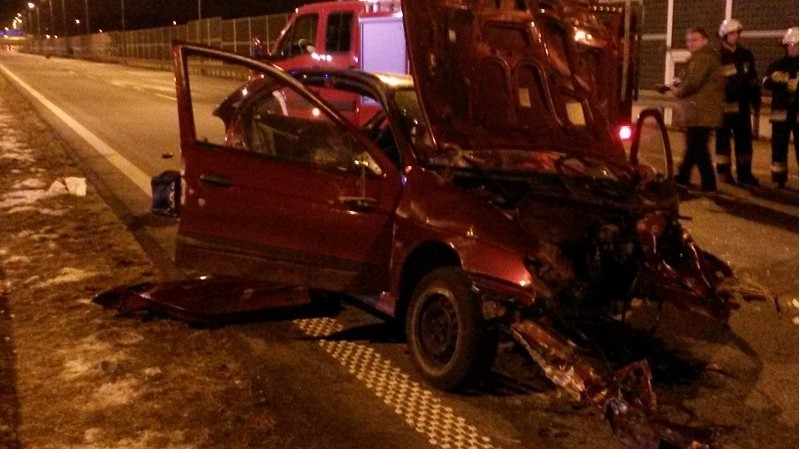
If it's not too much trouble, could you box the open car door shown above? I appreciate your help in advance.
[171,43,402,297]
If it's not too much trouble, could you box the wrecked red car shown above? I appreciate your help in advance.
[96,1,772,448]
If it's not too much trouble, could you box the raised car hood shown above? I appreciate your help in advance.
[402,0,626,162]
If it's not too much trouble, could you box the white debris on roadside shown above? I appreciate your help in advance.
[48,177,87,197]
[791,299,799,326]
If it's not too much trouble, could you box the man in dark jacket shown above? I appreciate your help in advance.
[715,19,761,185]
[763,27,799,188]
[671,27,725,192]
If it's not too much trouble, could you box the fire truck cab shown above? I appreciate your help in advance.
[269,1,407,75]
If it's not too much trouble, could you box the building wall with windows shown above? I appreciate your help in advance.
[639,0,799,90]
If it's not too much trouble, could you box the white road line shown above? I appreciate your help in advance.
[0,63,152,196]
[155,93,176,101]
[294,317,502,449]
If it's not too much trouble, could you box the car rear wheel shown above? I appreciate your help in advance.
[406,267,497,391]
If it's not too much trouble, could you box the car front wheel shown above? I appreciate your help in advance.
[406,267,497,391]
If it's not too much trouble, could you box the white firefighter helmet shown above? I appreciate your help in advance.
[718,18,743,37]
[782,27,799,45]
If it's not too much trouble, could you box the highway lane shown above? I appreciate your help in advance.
[0,54,181,182]
[0,50,797,449]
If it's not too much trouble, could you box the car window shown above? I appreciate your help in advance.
[325,12,353,53]
[307,83,403,170]
[233,86,361,171]
[276,14,319,58]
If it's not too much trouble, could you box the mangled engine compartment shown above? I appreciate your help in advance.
[453,169,772,449]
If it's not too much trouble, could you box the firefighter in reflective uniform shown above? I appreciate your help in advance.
[762,27,799,188]
[715,19,761,185]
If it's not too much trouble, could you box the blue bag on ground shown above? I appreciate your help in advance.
[151,170,181,217]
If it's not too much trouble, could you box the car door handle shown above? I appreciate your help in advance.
[339,196,378,212]
[200,174,233,187]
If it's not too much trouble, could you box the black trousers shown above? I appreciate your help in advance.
[677,127,716,190]
[715,109,754,175]
[770,119,799,184]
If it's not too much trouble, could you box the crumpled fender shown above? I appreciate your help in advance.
[510,319,719,449]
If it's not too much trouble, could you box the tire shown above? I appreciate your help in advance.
[406,267,498,391]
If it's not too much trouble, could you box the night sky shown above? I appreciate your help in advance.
[2,0,315,34]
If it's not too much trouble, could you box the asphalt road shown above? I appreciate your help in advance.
[0,51,797,449]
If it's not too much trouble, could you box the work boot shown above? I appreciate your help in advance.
[772,171,788,188]
[716,164,734,184]
[737,164,760,186]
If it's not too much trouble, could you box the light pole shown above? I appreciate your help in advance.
[29,3,41,36]
[197,0,202,43]
[60,0,66,36]
[47,0,54,35]
[83,0,89,34]
[121,0,125,31]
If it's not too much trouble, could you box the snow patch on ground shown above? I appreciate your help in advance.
[2,255,31,264]
[12,178,45,189]
[0,189,55,209]
[0,139,34,163]
[33,267,98,289]
[81,429,195,449]
[62,357,97,380]
[6,206,37,215]
[89,378,140,408]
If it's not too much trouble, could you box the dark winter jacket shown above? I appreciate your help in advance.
[674,45,725,128]
[720,44,760,113]
[762,55,799,123]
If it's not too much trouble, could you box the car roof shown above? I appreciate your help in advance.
[290,68,414,91]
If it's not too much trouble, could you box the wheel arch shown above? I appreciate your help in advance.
[396,241,461,325]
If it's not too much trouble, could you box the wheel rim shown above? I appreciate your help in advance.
[417,290,459,367]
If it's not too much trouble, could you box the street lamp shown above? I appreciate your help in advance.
[27,2,40,36]
[120,0,125,31]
